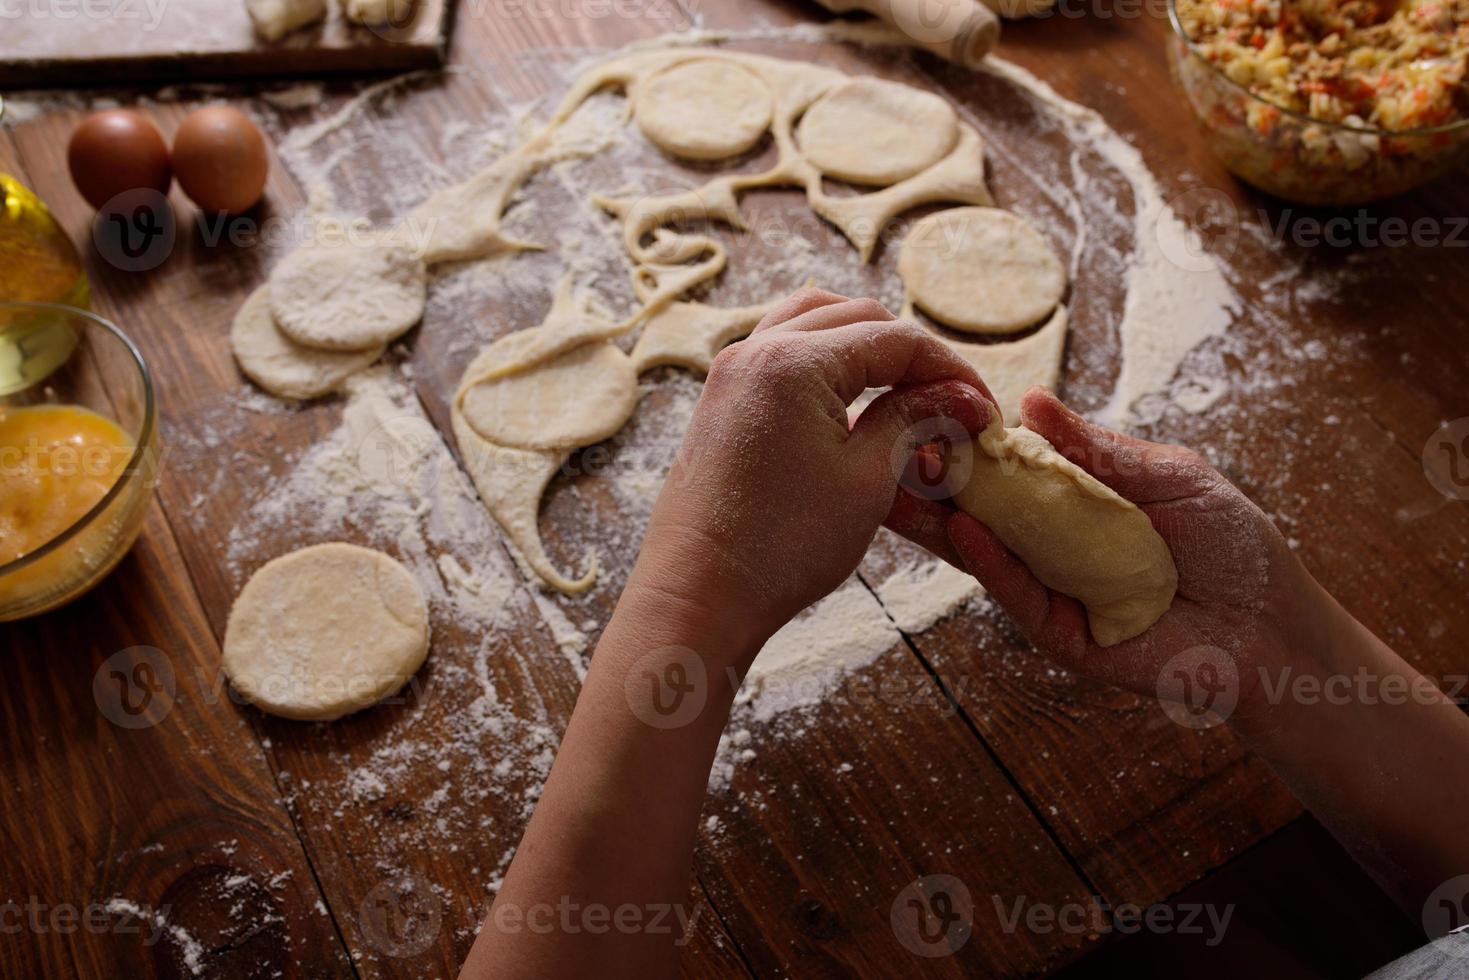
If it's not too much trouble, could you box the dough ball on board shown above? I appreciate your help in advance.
[246,0,326,41]
[223,543,430,721]
[899,207,1066,334]
[231,284,383,400]
[461,342,639,451]
[343,0,414,25]
[635,59,773,161]
[269,238,427,351]
[797,78,959,186]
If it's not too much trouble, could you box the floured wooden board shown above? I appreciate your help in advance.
[0,0,454,87]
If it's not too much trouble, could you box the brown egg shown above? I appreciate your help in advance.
[172,106,269,215]
[67,109,172,211]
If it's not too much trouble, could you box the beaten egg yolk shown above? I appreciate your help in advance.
[0,404,132,566]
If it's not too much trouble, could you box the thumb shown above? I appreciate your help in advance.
[848,381,993,494]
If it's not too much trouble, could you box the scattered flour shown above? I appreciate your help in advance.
[737,580,902,725]
[874,560,980,635]
[173,27,1309,920]
[225,368,519,630]
[103,899,206,976]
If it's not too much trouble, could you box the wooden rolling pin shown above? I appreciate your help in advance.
[812,0,1001,67]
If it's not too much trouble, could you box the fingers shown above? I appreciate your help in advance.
[800,320,994,405]
[947,512,1094,663]
[750,287,850,335]
[1018,388,1216,503]
[948,512,1049,633]
[774,296,896,334]
[743,289,999,410]
[883,487,964,569]
[849,380,993,465]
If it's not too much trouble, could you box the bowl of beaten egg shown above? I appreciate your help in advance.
[0,303,157,620]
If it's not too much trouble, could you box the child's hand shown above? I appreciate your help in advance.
[630,288,994,667]
[891,387,1328,717]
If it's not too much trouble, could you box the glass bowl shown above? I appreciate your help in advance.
[1165,0,1469,205]
[0,303,158,621]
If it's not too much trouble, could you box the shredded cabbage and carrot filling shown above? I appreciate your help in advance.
[1176,0,1469,130]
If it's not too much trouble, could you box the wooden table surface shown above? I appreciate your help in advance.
[4,0,1467,977]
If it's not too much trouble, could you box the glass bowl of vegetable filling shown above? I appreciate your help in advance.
[1167,0,1469,205]
[0,303,157,621]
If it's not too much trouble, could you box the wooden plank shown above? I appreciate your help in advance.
[7,79,750,978]
[1,0,453,87]
[0,504,353,978]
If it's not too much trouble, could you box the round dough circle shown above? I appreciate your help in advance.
[797,78,959,186]
[230,285,384,399]
[222,543,430,721]
[461,341,639,451]
[270,239,427,351]
[635,59,772,161]
[899,207,1066,334]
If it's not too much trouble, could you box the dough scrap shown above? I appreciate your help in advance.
[452,386,594,594]
[797,77,959,185]
[230,285,383,400]
[222,543,430,720]
[939,304,1068,422]
[270,238,427,351]
[635,59,773,161]
[809,124,993,261]
[900,206,1065,334]
[461,341,639,451]
[403,132,550,264]
[449,285,614,592]
[630,299,776,374]
[450,277,781,593]
[460,278,632,384]
[245,0,325,41]
[951,419,1177,646]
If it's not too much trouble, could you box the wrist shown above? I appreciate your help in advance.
[603,549,773,685]
[1226,568,1381,746]
[624,516,784,665]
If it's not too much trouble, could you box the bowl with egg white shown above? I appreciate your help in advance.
[0,303,157,620]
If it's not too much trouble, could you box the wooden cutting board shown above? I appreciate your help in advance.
[1,0,454,88]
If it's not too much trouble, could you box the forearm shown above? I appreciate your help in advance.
[459,560,763,979]
[1231,577,1469,913]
